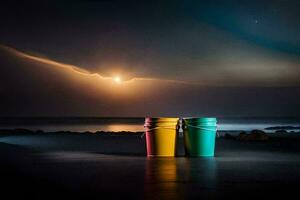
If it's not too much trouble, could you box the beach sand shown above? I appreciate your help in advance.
[0,131,300,199]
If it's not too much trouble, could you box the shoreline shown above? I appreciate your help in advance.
[1,128,299,136]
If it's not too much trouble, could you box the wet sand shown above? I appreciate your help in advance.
[1,132,300,199]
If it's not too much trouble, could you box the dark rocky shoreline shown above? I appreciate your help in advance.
[1,128,299,140]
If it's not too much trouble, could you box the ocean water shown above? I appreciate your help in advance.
[0,117,299,133]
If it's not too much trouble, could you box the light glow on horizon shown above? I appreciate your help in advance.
[0,45,196,86]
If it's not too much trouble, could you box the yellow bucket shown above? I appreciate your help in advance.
[144,117,179,157]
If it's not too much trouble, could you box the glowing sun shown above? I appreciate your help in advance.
[113,76,121,83]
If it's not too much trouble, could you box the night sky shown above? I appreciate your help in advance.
[0,0,300,117]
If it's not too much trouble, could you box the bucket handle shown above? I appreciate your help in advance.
[184,124,218,132]
[143,126,179,131]
[141,125,179,138]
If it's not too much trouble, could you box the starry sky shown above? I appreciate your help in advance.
[0,0,300,117]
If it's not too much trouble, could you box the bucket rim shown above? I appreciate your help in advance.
[183,117,217,122]
[145,117,179,123]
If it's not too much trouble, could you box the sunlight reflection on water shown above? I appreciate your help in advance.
[0,124,144,132]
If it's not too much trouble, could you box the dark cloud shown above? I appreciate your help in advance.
[0,1,299,116]
[0,46,299,117]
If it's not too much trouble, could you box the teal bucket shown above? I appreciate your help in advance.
[183,118,217,157]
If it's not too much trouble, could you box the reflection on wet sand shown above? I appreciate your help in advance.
[185,157,217,189]
[144,158,181,200]
[144,157,217,200]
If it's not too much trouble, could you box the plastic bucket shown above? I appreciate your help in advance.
[183,118,217,157]
[144,117,179,157]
